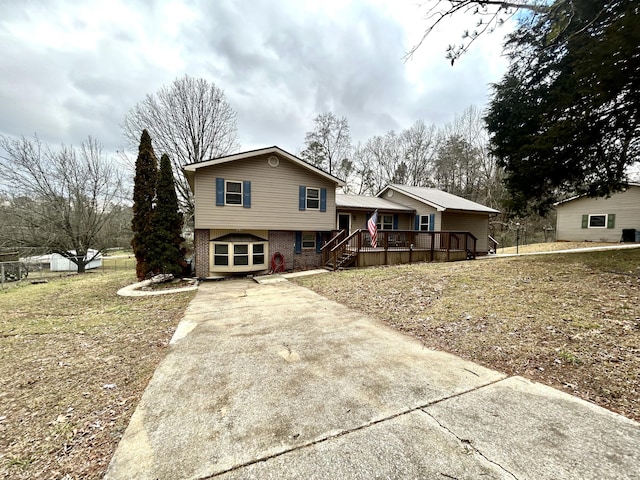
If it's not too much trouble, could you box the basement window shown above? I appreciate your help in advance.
[210,233,268,273]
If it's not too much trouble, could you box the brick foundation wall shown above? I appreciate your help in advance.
[293,249,323,271]
[195,229,323,276]
[268,231,295,271]
[268,231,323,272]
[194,229,210,278]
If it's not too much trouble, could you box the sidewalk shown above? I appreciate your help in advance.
[484,243,640,258]
[105,279,640,479]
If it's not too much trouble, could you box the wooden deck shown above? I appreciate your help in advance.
[322,230,476,270]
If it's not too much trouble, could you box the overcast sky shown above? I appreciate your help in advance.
[0,0,515,159]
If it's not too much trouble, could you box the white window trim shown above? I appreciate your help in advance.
[210,241,268,272]
[225,180,243,206]
[376,214,393,230]
[420,215,430,231]
[301,232,316,249]
[588,214,607,228]
[306,187,320,210]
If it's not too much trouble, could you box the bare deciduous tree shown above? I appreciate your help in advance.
[0,135,126,273]
[301,113,353,182]
[434,106,505,207]
[123,76,239,225]
[399,120,439,187]
[351,120,440,195]
[405,0,552,64]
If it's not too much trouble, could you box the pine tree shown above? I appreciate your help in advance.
[131,129,158,280]
[148,153,185,276]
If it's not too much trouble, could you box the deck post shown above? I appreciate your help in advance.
[384,231,388,265]
[430,232,435,261]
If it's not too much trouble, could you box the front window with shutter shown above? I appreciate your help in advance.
[306,187,320,209]
[225,181,242,205]
[302,233,316,249]
[376,215,393,230]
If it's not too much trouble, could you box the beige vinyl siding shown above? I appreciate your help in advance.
[194,153,336,231]
[337,211,412,233]
[382,190,440,230]
[209,229,269,240]
[347,212,367,232]
[395,214,412,230]
[441,212,490,252]
[556,186,640,242]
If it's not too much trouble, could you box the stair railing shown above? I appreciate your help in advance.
[328,229,361,270]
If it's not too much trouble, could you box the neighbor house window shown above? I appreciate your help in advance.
[420,215,430,231]
[302,233,316,249]
[376,215,393,230]
[588,214,607,228]
[225,181,242,205]
[306,187,320,209]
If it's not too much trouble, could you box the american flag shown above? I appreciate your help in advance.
[367,211,378,248]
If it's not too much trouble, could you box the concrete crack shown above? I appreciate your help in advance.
[196,377,508,479]
[420,409,519,480]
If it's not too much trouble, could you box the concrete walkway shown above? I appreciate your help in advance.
[105,279,640,480]
[485,243,640,258]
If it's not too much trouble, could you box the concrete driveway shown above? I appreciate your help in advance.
[105,278,640,480]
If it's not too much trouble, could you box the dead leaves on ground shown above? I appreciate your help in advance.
[297,251,640,421]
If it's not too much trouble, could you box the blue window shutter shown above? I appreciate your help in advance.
[320,188,327,212]
[295,232,302,253]
[581,215,588,228]
[243,181,251,208]
[316,232,322,253]
[299,186,306,211]
[429,213,435,231]
[393,214,399,230]
[607,214,615,229]
[216,178,224,206]
[414,215,420,230]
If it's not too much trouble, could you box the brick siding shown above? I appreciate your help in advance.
[268,230,323,271]
[195,229,323,276]
[194,229,210,278]
[268,231,295,271]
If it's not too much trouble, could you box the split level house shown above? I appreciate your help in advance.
[555,183,640,243]
[184,146,499,278]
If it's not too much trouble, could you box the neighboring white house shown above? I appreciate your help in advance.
[555,183,640,242]
[50,250,103,271]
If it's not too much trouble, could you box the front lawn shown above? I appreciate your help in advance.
[0,270,195,479]
[295,248,640,421]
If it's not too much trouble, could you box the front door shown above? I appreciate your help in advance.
[338,213,350,233]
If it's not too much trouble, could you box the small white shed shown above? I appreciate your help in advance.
[50,250,103,271]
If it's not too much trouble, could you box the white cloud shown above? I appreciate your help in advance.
[0,0,515,157]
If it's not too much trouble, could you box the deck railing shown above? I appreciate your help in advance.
[323,230,477,270]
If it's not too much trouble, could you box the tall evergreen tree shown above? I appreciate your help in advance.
[131,129,158,280]
[148,154,185,276]
[485,0,640,213]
